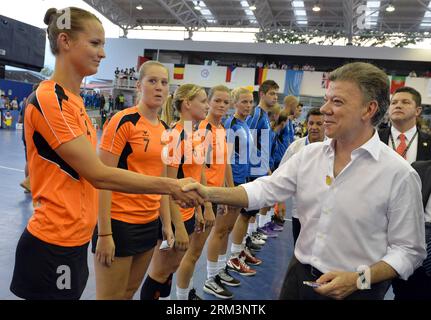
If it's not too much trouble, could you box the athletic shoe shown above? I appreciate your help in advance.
[253,231,268,240]
[265,221,283,232]
[188,288,202,300]
[227,253,257,276]
[20,179,31,193]
[250,233,266,245]
[272,215,285,226]
[203,275,233,299]
[257,226,278,238]
[245,236,262,251]
[242,247,262,266]
[218,267,241,287]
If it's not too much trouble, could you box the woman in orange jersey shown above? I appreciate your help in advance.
[92,61,177,299]
[140,84,215,300]
[177,85,239,300]
[9,7,201,300]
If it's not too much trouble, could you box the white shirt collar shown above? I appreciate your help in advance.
[391,125,417,142]
[322,130,381,161]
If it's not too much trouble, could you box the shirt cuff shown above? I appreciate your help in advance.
[241,181,261,211]
[381,247,422,280]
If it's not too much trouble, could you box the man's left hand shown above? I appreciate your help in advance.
[314,271,359,300]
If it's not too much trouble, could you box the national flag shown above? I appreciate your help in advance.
[174,64,185,80]
[226,65,237,82]
[284,70,304,96]
[321,72,330,89]
[390,76,406,94]
[137,56,150,70]
[254,67,268,85]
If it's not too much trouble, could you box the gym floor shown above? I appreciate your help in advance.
[0,128,294,300]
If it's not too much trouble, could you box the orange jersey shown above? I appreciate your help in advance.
[199,119,227,187]
[25,80,98,247]
[100,106,168,224]
[165,122,205,221]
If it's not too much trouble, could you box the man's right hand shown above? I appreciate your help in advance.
[172,178,205,208]
[181,181,209,201]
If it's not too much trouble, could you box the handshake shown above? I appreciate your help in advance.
[171,177,209,208]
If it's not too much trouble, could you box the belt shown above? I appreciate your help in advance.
[301,263,324,278]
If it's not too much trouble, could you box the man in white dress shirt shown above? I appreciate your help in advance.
[183,62,426,300]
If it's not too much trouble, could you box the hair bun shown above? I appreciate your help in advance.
[44,8,57,25]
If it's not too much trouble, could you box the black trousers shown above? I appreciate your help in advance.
[279,256,391,300]
[392,267,431,300]
[292,217,301,246]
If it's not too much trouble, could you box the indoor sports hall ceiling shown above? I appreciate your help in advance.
[83,0,431,41]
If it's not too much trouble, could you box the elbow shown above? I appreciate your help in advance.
[85,166,110,190]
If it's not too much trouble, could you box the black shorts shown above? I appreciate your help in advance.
[239,177,260,217]
[91,218,159,257]
[10,228,89,300]
[158,215,195,240]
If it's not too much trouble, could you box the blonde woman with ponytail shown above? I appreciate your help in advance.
[10,8,201,300]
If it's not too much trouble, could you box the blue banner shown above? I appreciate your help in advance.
[284,70,303,96]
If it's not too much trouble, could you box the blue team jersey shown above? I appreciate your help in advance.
[224,116,253,184]
[273,119,295,168]
[246,106,273,177]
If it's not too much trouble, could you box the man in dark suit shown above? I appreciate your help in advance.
[391,160,431,299]
[378,86,431,163]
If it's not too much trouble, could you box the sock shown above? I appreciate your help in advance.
[176,285,189,300]
[217,254,227,273]
[248,222,256,235]
[258,214,267,228]
[207,260,219,280]
[188,277,194,291]
[230,243,243,256]
[266,213,272,225]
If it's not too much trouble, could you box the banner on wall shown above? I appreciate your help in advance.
[174,64,185,80]
[199,67,211,81]
[254,67,268,85]
[427,79,431,97]
[284,70,304,96]
[390,76,406,94]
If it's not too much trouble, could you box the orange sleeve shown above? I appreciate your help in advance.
[36,85,84,149]
[100,112,129,155]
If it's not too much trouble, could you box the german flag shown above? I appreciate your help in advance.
[254,67,268,85]
[174,64,185,80]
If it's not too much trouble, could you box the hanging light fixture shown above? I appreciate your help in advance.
[136,4,143,10]
[249,2,257,11]
[312,1,321,12]
[386,1,395,12]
